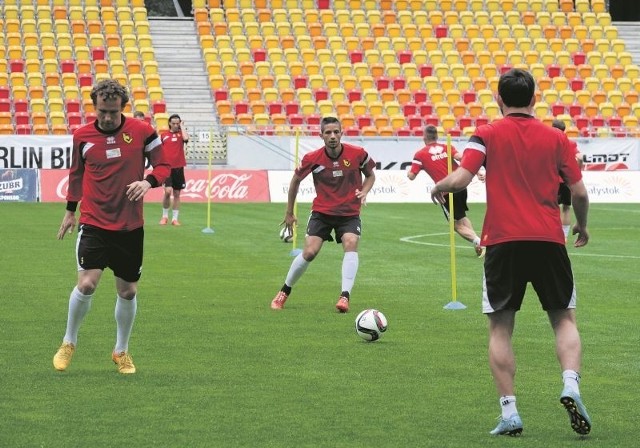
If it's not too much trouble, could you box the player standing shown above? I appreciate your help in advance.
[271,116,376,313]
[159,114,189,226]
[53,79,169,374]
[431,69,591,436]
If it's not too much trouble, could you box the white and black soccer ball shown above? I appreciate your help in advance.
[355,309,388,341]
[279,226,293,243]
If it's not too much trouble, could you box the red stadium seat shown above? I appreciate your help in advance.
[402,102,417,117]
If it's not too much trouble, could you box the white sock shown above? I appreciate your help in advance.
[562,369,581,395]
[341,251,359,295]
[114,295,137,354]
[162,208,169,219]
[562,225,570,238]
[172,210,179,221]
[63,287,93,345]
[285,253,310,287]
[500,395,518,419]
[472,236,481,246]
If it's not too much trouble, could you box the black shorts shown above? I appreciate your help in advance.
[558,182,571,206]
[439,189,469,221]
[306,211,361,244]
[164,167,186,190]
[482,241,576,313]
[76,224,144,283]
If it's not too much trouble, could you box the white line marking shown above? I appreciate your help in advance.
[400,234,640,259]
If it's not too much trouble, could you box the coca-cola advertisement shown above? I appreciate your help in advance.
[39,169,271,203]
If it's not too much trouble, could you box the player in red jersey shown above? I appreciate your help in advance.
[408,124,485,257]
[53,79,170,374]
[159,114,189,226]
[431,69,591,436]
[271,116,376,313]
[551,119,584,242]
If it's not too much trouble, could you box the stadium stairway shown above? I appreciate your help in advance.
[148,17,216,128]
[615,22,640,65]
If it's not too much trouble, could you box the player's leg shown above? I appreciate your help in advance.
[558,183,572,240]
[272,213,329,309]
[452,191,484,257]
[109,228,144,374]
[171,168,185,225]
[484,243,525,435]
[335,216,362,312]
[54,226,105,371]
[160,172,174,224]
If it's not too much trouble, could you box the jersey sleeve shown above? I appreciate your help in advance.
[559,135,582,186]
[145,130,170,186]
[459,134,487,174]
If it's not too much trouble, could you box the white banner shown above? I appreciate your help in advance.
[268,170,640,203]
[0,135,72,169]
[293,137,640,171]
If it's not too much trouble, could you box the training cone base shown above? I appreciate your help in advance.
[444,301,467,310]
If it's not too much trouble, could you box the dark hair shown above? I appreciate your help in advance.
[498,68,535,108]
[423,124,438,141]
[133,111,145,118]
[168,114,181,123]
[90,79,129,106]
[320,116,341,132]
[551,119,566,132]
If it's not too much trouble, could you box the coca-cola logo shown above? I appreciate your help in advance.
[56,175,70,198]
[182,173,252,200]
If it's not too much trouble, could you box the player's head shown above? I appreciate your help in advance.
[91,79,128,131]
[133,111,146,120]
[497,68,535,111]
[551,119,566,132]
[423,124,438,144]
[320,116,342,151]
[168,114,182,132]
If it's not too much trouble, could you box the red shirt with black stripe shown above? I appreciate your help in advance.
[296,142,376,216]
[67,116,170,231]
[460,114,582,245]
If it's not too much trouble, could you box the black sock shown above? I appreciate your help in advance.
[282,284,292,295]
[341,291,350,300]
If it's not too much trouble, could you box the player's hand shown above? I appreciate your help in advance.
[57,212,76,240]
[281,211,297,234]
[572,225,589,248]
[430,186,445,204]
[126,180,151,201]
[355,189,368,205]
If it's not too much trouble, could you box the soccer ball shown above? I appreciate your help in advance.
[279,226,293,243]
[355,309,388,341]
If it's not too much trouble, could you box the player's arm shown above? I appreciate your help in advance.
[127,133,170,201]
[59,139,85,239]
[407,158,420,181]
[569,179,589,248]
[283,173,303,230]
[430,167,474,204]
[180,121,189,143]
[356,168,376,203]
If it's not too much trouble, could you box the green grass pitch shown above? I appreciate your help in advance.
[1,202,638,447]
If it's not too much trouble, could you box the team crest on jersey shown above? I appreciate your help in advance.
[106,136,116,145]
[343,159,351,167]
[123,133,133,144]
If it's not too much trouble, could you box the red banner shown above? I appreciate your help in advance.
[39,169,271,202]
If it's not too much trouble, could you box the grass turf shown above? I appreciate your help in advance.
[1,202,638,447]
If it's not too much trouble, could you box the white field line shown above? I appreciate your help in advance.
[400,233,640,260]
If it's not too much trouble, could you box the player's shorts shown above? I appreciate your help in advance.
[439,189,469,221]
[482,241,576,313]
[76,224,144,283]
[306,211,361,244]
[557,182,571,206]
[163,167,186,190]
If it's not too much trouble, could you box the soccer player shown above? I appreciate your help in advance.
[551,119,584,242]
[53,79,170,374]
[430,69,591,436]
[271,116,376,313]
[159,114,189,226]
[408,124,485,258]
[133,110,146,121]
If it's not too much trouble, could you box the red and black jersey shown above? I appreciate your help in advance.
[410,142,460,183]
[160,130,187,168]
[460,113,582,245]
[296,142,376,216]
[68,116,170,231]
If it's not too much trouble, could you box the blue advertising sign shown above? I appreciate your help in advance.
[0,169,39,202]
